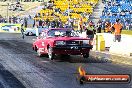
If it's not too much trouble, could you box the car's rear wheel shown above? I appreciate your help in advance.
[48,46,55,60]
[28,32,33,36]
[83,53,89,58]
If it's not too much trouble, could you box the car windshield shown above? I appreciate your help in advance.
[47,29,79,37]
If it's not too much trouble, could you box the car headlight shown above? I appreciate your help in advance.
[83,40,89,45]
[55,41,66,45]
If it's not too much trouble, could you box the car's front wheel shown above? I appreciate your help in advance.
[61,54,70,59]
[37,49,42,57]
[83,53,89,58]
[48,46,55,60]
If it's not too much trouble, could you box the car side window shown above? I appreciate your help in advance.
[48,30,55,37]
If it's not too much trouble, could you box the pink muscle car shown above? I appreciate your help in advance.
[32,28,93,60]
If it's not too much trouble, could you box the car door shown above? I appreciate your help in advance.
[40,31,47,53]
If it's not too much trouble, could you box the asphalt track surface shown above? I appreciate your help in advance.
[0,33,132,88]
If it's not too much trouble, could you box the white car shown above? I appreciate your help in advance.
[24,28,36,36]
[24,27,47,36]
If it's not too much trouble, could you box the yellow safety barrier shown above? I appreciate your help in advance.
[96,34,105,51]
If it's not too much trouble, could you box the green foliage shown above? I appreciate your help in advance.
[122,30,132,35]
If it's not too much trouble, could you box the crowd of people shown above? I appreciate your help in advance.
[101,0,131,30]
[33,14,123,42]
[0,0,127,42]
[0,15,28,27]
[0,11,125,43]
[0,15,7,23]
[75,17,124,42]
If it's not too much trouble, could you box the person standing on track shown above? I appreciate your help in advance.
[21,24,25,39]
[111,19,123,42]
[86,21,95,39]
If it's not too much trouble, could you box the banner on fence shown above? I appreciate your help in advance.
[0,23,21,33]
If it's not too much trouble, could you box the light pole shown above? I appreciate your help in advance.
[7,3,9,23]
[1,3,10,23]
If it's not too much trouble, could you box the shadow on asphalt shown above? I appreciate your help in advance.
[0,64,26,88]
[40,55,112,63]
[60,56,111,63]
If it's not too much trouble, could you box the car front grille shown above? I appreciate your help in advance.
[66,41,82,46]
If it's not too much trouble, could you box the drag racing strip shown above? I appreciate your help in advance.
[0,74,10,88]
[0,33,131,88]
[0,53,60,88]
[0,53,131,88]
[0,53,130,88]
[0,54,107,88]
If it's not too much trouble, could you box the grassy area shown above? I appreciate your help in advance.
[101,29,132,35]
[122,30,132,35]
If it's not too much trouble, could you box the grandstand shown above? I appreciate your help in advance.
[100,0,132,29]
[34,0,98,27]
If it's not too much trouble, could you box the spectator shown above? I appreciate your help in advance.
[9,16,12,23]
[42,22,48,29]
[0,15,3,23]
[102,10,105,16]
[105,21,111,33]
[69,16,74,29]
[45,18,50,27]
[125,21,129,30]
[50,19,56,28]
[120,11,125,16]
[12,16,14,23]
[20,19,24,25]
[96,21,102,33]
[64,20,69,28]
[24,17,27,28]
[85,13,90,19]
[56,19,62,28]
[17,17,21,23]
[39,19,43,27]
[58,19,63,28]
[43,5,47,10]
